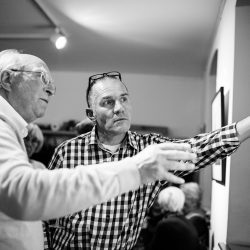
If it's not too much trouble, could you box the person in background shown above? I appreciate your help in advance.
[0,50,197,250]
[132,184,170,250]
[148,186,200,250]
[46,70,250,250]
[24,123,46,169]
[181,182,209,250]
[75,117,94,134]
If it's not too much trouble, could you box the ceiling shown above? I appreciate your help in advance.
[0,0,224,77]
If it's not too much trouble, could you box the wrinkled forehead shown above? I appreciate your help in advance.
[92,78,128,97]
[0,53,50,74]
[19,54,50,72]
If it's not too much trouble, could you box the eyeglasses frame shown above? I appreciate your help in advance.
[9,69,56,95]
[88,71,122,85]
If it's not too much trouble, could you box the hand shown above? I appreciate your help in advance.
[133,142,197,185]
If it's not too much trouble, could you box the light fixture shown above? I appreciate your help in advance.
[33,0,68,50]
[51,29,67,50]
[55,35,67,50]
[0,0,68,50]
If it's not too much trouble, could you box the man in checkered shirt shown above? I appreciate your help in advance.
[45,71,246,250]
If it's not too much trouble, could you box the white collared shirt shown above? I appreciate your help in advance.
[0,96,141,250]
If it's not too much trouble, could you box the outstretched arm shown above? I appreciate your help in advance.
[236,116,250,143]
[0,119,196,221]
[166,122,240,175]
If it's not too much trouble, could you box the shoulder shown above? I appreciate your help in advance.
[56,131,91,150]
[186,211,206,220]
[0,117,24,150]
[49,132,91,168]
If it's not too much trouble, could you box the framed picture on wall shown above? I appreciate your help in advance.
[211,86,226,185]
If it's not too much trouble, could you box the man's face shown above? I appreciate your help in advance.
[9,54,54,123]
[90,78,132,136]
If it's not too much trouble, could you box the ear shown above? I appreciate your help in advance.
[86,108,96,122]
[0,70,12,92]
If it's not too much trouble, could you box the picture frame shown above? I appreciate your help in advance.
[211,86,226,185]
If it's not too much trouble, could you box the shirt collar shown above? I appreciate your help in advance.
[88,125,139,151]
[89,126,99,145]
[127,130,139,150]
[0,96,28,138]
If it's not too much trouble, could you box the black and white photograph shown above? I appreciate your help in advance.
[0,1,250,250]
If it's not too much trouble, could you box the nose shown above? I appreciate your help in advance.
[44,83,56,96]
[113,100,124,114]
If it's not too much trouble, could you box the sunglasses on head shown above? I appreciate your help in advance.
[88,71,122,85]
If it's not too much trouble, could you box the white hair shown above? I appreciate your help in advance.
[0,49,21,71]
[158,186,185,213]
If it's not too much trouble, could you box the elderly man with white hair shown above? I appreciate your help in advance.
[149,186,200,250]
[181,182,209,249]
[0,49,197,250]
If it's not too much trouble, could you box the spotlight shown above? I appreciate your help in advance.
[51,30,67,50]
[55,35,67,49]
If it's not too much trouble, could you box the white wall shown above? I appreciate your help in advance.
[228,4,250,246]
[38,72,205,138]
[206,0,250,248]
[205,0,236,248]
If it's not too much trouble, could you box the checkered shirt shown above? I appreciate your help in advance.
[44,123,239,250]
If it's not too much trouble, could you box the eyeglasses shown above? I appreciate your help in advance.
[88,71,122,85]
[10,69,56,95]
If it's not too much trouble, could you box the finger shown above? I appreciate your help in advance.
[158,142,193,152]
[161,150,197,162]
[160,171,185,184]
[164,161,196,171]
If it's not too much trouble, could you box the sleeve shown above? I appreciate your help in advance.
[187,123,240,169]
[146,123,240,178]
[0,122,141,221]
[172,123,240,178]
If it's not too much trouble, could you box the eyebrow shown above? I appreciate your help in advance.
[101,93,129,100]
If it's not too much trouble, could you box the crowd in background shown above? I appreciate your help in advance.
[133,183,209,250]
